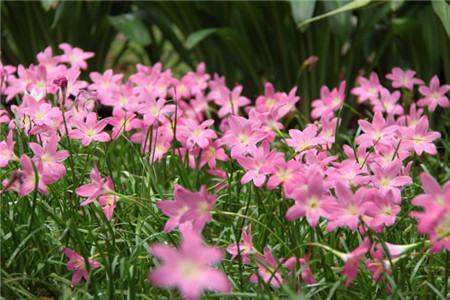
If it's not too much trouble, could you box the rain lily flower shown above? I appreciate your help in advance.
[373,88,403,116]
[311,81,346,120]
[267,159,302,190]
[370,160,412,199]
[107,109,136,139]
[58,43,94,70]
[286,170,329,227]
[365,245,392,283]
[138,94,171,126]
[357,112,398,147]
[324,182,368,231]
[411,173,450,251]
[76,165,117,219]
[363,190,401,231]
[226,225,255,264]
[29,134,69,184]
[235,142,283,187]
[220,115,267,158]
[76,164,107,205]
[98,177,118,221]
[285,124,324,154]
[351,72,382,104]
[148,225,231,300]
[400,116,440,156]
[214,85,250,118]
[386,67,423,90]
[63,248,100,286]
[0,131,15,167]
[255,82,285,112]
[0,109,10,124]
[250,247,284,288]
[341,237,371,287]
[327,160,369,188]
[69,112,110,146]
[2,154,48,197]
[199,141,228,169]
[156,185,217,232]
[284,257,316,285]
[89,69,123,101]
[417,75,450,112]
[176,119,217,149]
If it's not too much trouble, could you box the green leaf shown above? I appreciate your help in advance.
[290,0,316,24]
[185,28,220,49]
[432,0,450,39]
[323,0,352,43]
[389,0,404,12]
[108,13,151,46]
[297,0,372,28]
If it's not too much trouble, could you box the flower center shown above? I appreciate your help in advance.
[238,134,249,145]
[179,260,201,278]
[307,196,319,210]
[380,177,391,188]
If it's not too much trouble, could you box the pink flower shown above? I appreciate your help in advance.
[20,96,62,129]
[0,109,10,124]
[285,170,329,227]
[365,245,391,284]
[226,225,255,264]
[351,72,382,104]
[250,247,284,288]
[156,185,217,232]
[107,109,136,139]
[417,75,450,112]
[400,116,440,156]
[76,165,117,220]
[64,248,100,286]
[76,164,107,205]
[255,82,285,112]
[29,134,69,184]
[326,160,369,188]
[98,177,118,221]
[386,67,423,90]
[356,112,398,147]
[323,182,368,231]
[236,142,283,187]
[372,88,403,116]
[370,160,411,198]
[411,173,450,252]
[220,115,267,158]
[58,43,94,70]
[148,225,231,300]
[267,159,302,190]
[3,154,48,197]
[137,95,172,126]
[341,237,371,287]
[69,112,110,146]
[285,124,324,154]
[199,141,228,169]
[284,257,316,285]
[0,131,15,167]
[311,81,346,120]
[214,85,250,118]
[176,119,217,149]
[89,69,123,101]
[362,190,401,230]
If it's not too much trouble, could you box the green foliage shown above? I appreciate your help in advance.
[2,1,449,114]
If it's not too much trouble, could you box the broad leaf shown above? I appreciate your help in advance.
[185,28,220,49]
[290,0,316,24]
[297,0,372,28]
[432,0,450,39]
[109,13,151,46]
